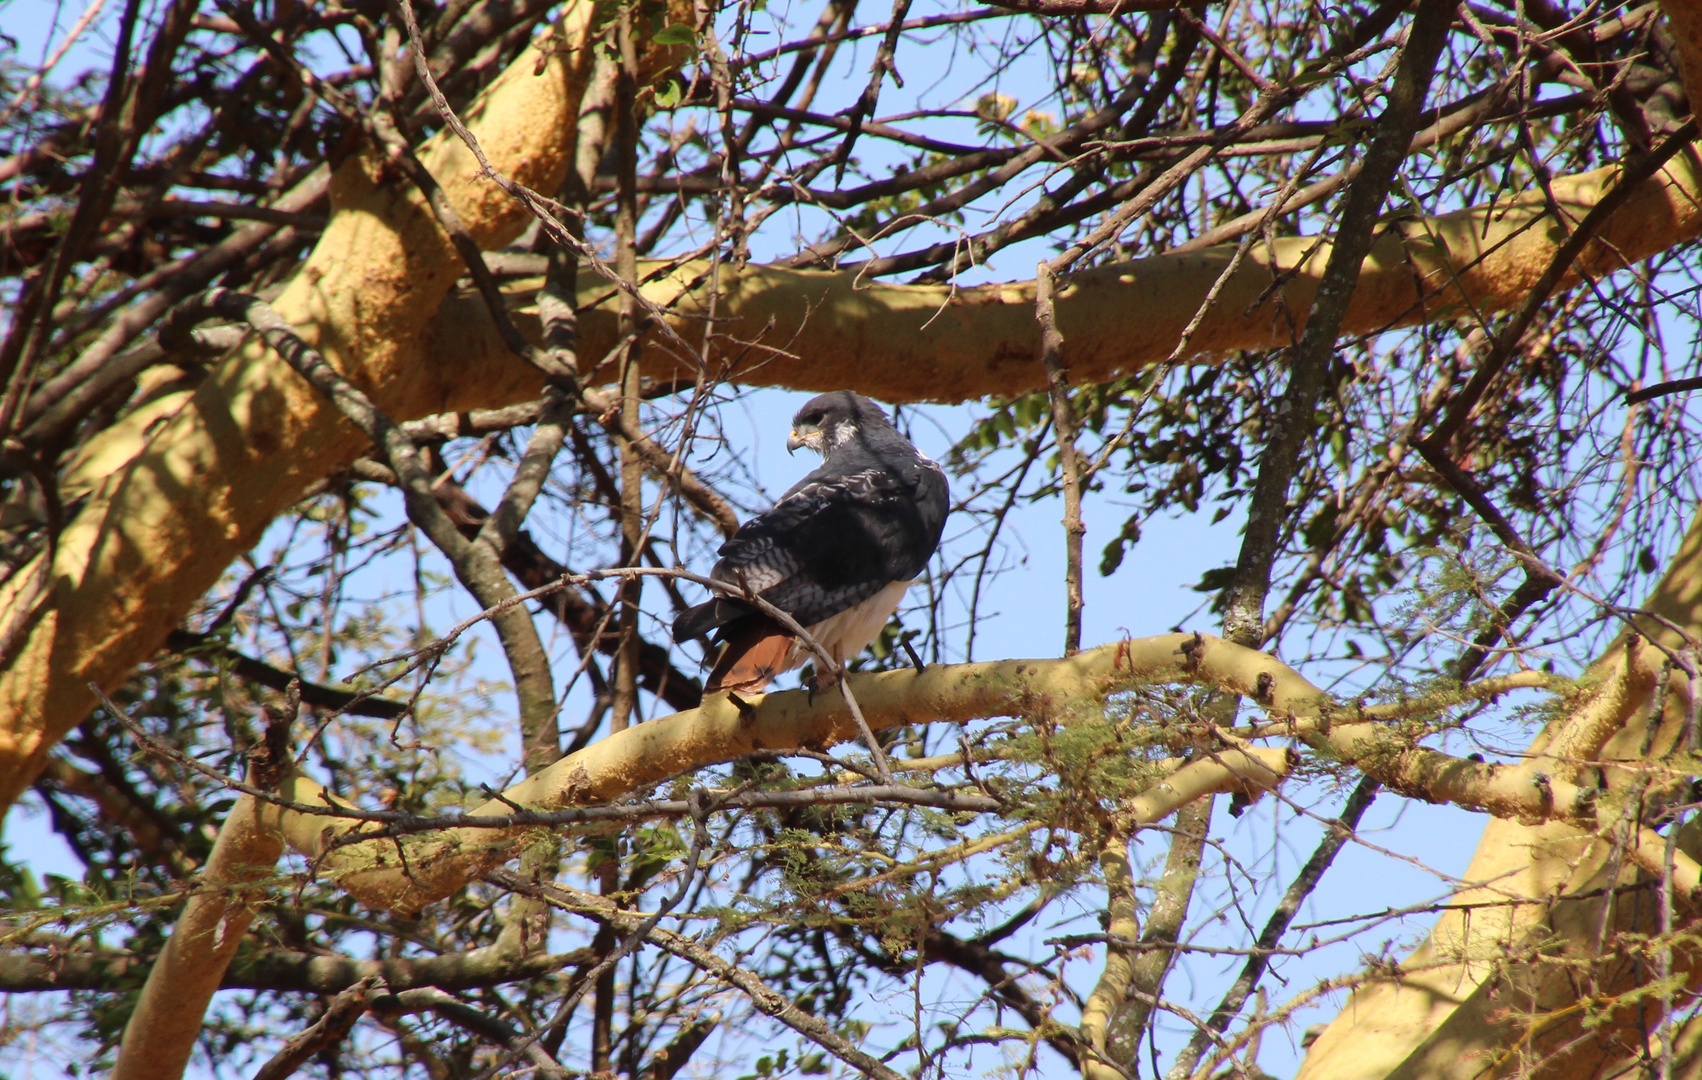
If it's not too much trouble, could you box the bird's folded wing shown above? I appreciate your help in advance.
[714,468,927,627]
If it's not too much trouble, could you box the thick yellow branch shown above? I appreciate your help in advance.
[272,631,1506,914]
[1081,827,1140,1080]
[279,642,1161,912]
[1296,502,1702,1080]
[111,787,283,1080]
[0,11,598,811]
[437,150,1702,404]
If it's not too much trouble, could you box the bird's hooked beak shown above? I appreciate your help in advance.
[787,424,820,454]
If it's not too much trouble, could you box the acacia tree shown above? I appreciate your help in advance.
[3,0,1702,1076]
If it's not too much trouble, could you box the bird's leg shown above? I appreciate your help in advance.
[804,667,820,706]
[899,632,926,675]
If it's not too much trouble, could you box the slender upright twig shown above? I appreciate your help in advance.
[1036,263,1085,656]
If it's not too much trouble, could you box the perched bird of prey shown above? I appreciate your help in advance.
[673,391,949,694]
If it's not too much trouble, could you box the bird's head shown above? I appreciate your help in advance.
[786,391,892,456]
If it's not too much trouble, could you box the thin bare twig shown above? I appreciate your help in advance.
[252,976,384,1080]
[1166,777,1379,1080]
[1037,262,1085,656]
[489,869,913,1080]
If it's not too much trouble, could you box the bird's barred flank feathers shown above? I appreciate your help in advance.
[674,391,950,694]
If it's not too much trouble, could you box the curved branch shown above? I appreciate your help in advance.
[438,148,1702,405]
[111,777,285,1079]
[270,632,1415,912]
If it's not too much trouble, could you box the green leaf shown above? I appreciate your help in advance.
[653,22,696,45]
[1192,565,1236,594]
[654,80,682,109]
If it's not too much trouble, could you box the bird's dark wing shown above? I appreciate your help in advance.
[673,597,750,642]
[728,468,920,625]
[672,455,947,640]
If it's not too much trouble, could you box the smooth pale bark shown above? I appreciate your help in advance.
[272,636,1301,913]
[0,11,599,811]
[1365,834,1686,1080]
[1081,828,1140,1080]
[271,627,1556,916]
[111,787,284,1080]
[277,616,1648,913]
[1669,1009,1702,1079]
[1294,499,1702,1080]
[437,150,1702,404]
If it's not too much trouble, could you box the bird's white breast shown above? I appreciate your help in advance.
[787,579,913,671]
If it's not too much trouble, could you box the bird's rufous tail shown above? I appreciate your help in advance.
[705,616,795,694]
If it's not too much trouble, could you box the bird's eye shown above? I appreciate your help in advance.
[802,412,823,426]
